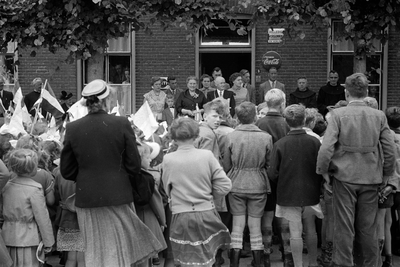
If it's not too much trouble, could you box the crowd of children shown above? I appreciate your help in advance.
[0,73,400,267]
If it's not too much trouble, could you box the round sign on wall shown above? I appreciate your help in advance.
[261,51,282,71]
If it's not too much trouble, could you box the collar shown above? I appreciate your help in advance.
[177,144,195,151]
[235,124,262,132]
[266,111,283,117]
[287,129,306,135]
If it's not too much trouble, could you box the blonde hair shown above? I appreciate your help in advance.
[8,149,38,176]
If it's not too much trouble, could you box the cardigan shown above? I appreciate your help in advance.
[223,124,273,194]
[60,110,141,208]
[162,144,231,214]
[268,129,322,207]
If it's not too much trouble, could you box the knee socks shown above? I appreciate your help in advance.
[261,227,272,254]
[231,232,243,249]
[290,237,303,267]
[250,234,263,251]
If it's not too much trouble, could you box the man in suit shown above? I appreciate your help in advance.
[210,67,223,88]
[258,67,285,105]
[165,76,183,104]
[161,94,175,126]
[240,69,256,104]
[0,76,14,116]
[207,76,235,118]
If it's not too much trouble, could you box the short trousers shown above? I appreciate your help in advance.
[229,192,267,218]
[275,204,324,223]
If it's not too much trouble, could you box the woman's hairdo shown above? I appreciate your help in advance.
[229,72,242,84]
[186,76,198,84]
[8,149,38,176]
[151,76,162,86]
[170,117,199,141]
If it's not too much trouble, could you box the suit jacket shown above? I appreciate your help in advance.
[1,178,55,247]
[0,90,13,112]
[258,80,285,104]
[165,88,183,104]
[60,110,141,208]
[161,107,174,127]
[207,90,236,117]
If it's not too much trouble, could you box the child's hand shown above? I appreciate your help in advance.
[44,246,53,253]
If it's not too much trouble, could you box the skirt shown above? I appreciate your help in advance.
[76,202,164,267]
[0,234,12,267]
[169,209,231,267]
[7,246,38,267]
[57,227,85,252]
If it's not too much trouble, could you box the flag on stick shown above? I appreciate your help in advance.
[133,101,159,140]
[40,87,65,121]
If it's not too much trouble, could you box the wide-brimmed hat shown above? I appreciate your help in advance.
[82,79,110,99]
[60,90,73,100]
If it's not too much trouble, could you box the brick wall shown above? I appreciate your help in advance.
[255,21,328,98]
[17,48,77,102]
[387,27,400,108]
[135,26,196,108]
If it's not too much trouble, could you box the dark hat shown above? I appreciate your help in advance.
[60,90,73,100]
[82,79,110,99]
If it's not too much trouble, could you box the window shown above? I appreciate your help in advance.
[0,42,17,92]
[200,20,251,47]
[83,35,132,114]
[331,21,382,106]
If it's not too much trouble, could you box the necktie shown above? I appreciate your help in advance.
[219,90,223,97]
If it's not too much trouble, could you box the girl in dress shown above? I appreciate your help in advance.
[162,117,232,267]
[1,149,54,267]
[135,142,167,266]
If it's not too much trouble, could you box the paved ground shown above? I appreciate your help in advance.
[47,244,400,266]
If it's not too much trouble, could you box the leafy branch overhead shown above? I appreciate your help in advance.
[0,0,230,61]
[240,0,400,57]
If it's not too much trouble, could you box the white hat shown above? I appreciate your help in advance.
[145,141,161,160]
[82,79,110,100]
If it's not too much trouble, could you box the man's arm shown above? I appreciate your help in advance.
[380,115,396,177]
[316,114,339,175]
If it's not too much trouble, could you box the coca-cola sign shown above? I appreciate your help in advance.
[262,51,282,70]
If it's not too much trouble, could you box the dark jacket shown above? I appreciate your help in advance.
[317,82,345,116]
[60,110,141,208]
[207,89,236,117]
[268,129,322,207]
[255,111,290,144]
[289,88,317,108]
[175,89,207,118]
[0,90,13,112]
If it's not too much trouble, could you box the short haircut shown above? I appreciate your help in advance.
[229,72,242,84]
[313,113,327,136]
[329,70,338,75]
[186,76,198,84]
[283,104,306,128]
[200,74,211,83]
[8,149,38,176]
[203,98,227,115]
[345,73,369,98]
[213,67,221,73]
[304,108,319,128]
[236,101,256,124]
[151,76,162,86]
[32,77,42,85]
[170,117,200,141]
[297,76,307,81]
[257,102,268,113]
[268,67,277,73]
[239,69,249,76]
[363,97,378,109]
[167,76,176,82]
[386,107,400,129]
[165,94,174,101]
[265,88,285,109]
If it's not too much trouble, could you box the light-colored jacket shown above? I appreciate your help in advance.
[223,124,273,194]
[1,178,54,247]
[317,101,395,184]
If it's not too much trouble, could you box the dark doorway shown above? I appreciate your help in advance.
[200,52,251,85]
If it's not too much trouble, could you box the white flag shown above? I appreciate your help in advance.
[133,101,159,139]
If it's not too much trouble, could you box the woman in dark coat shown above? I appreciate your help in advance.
[175,76,207,119]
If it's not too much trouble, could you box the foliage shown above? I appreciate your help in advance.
[239,0,400,57]
[0,0,230,61]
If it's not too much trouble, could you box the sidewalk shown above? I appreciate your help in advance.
[47,245,400,266]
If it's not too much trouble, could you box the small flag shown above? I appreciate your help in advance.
[133,101,159,139]
[40,88,65,120]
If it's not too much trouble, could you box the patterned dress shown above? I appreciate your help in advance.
[144,90,167,120]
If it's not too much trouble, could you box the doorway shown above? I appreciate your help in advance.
[200,52,251,85]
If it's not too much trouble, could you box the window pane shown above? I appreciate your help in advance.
[107,36,130,52]
[108,56,130,84]
[201,20,250,46]
[332,21,381,52]
[332,54,381,85]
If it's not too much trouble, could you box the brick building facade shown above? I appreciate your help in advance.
[8,19,400,113]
